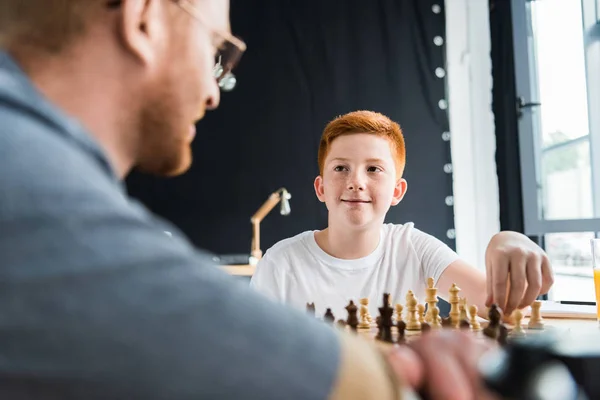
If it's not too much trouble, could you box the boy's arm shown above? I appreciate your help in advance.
[437,231,553,318]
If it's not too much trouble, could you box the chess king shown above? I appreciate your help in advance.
[250,110,554,320]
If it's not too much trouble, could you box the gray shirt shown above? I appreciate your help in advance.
[0,51,339,399]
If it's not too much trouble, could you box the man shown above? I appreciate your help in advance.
[0,0,545,399]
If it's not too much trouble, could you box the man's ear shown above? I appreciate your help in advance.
[390,178,408,206]
[314,175,326,202]
[118,0,166,66]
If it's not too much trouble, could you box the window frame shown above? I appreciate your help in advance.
[512,0,600,235]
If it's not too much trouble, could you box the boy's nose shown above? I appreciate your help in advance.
[347,173,366,191]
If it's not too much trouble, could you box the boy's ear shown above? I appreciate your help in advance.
[391,178,408,206]
[314,176,326,202]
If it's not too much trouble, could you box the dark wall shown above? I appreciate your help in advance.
[126,0,455,258]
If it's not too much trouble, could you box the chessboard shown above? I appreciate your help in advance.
[306,278,553,348]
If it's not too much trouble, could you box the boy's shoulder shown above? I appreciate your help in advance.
[262,230,316,259]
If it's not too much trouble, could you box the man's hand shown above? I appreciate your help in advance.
[484,231,554,316]
[386,331,499,400]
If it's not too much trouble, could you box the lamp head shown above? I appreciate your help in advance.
[280,189,292,216]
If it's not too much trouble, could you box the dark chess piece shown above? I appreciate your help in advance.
[345,300,359,332]
[324,308,335,324]
[306,302,316,317]
[497,324,509,346]
[396,320,407,343]
[378,293,394,343]
[441,317,453,328]
[375,316,382,339]
[483,304,503,340]
[336,319,347,329]
[421,322,431,333]
[459,319,471,330]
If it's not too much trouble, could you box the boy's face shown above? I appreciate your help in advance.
[314,133,408,230]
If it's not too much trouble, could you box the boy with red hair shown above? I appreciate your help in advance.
[251,110,553,320]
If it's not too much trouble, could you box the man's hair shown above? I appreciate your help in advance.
[0,1,95,53]
[318,110,406,177]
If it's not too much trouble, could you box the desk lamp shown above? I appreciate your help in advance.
[249,188,292,265]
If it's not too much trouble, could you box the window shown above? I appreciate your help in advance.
[512,0,600,301]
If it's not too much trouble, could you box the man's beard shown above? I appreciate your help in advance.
[134,79,194,177]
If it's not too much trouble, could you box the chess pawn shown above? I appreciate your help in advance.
[394,303,404,324]
[417,304,426,324]
[528,300,545,330]
[359,298,373,324]
[430,307,442,329]
[358,301,371,329]
[469,305,481,330]
[448,283,461,328]
[345,300,359,332]
[405,290,421,331]
[511,309,526,337]
[425,277,438,323]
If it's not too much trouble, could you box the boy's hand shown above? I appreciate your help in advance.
[484,231,554,316]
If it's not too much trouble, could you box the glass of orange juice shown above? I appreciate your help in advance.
[590,239,600,323]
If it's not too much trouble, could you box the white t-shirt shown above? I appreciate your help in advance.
[250,223,460,320]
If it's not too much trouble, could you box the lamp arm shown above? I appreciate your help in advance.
[250,190,284,260]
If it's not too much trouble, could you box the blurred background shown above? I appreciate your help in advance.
[126,0,600,304]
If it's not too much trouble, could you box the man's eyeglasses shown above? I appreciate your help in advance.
[175,0,246,91]
[106,0,247,91]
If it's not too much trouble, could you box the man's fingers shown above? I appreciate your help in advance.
[505,253,527,315]
[423,351,474,400]
[409,332,494,400]
[387,346,424,389]
[491,253,510,312]
[519,254,542,308]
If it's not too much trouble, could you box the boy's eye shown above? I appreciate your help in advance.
[334,165,347,172]
[367,166,382,172]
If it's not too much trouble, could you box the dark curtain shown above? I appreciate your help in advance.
[490,0,525,233]
[126,0,454,259]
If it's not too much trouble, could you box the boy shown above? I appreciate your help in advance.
[250,110,553,320]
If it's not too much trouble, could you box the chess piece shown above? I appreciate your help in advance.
[430,307,442,329]
[405,291,421,331]
[483,304,502,340]
[528,300,545,330]
[497,324,509,346]
[441,316,453,328]
[469,305,481,330]
[417,304,426,324]
[336,319,347,329]
[359,298,373,325]
[306,302,315,317]
[394,303,403,324]
[511,309,526,337]
[358,299,371,329]
[459,297,469,321]
[324,308,335,324]
[375,316,382,339]
[421,321,431,333]
[424,277,439,323]
[378,293,395,343]
[448,283,461,328]
[459,319,471,330]
[345,300,359,332]
[396,320,407,343]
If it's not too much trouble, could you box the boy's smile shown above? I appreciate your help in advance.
[314,133,407,230]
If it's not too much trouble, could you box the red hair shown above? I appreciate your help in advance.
[318,110,406,176]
